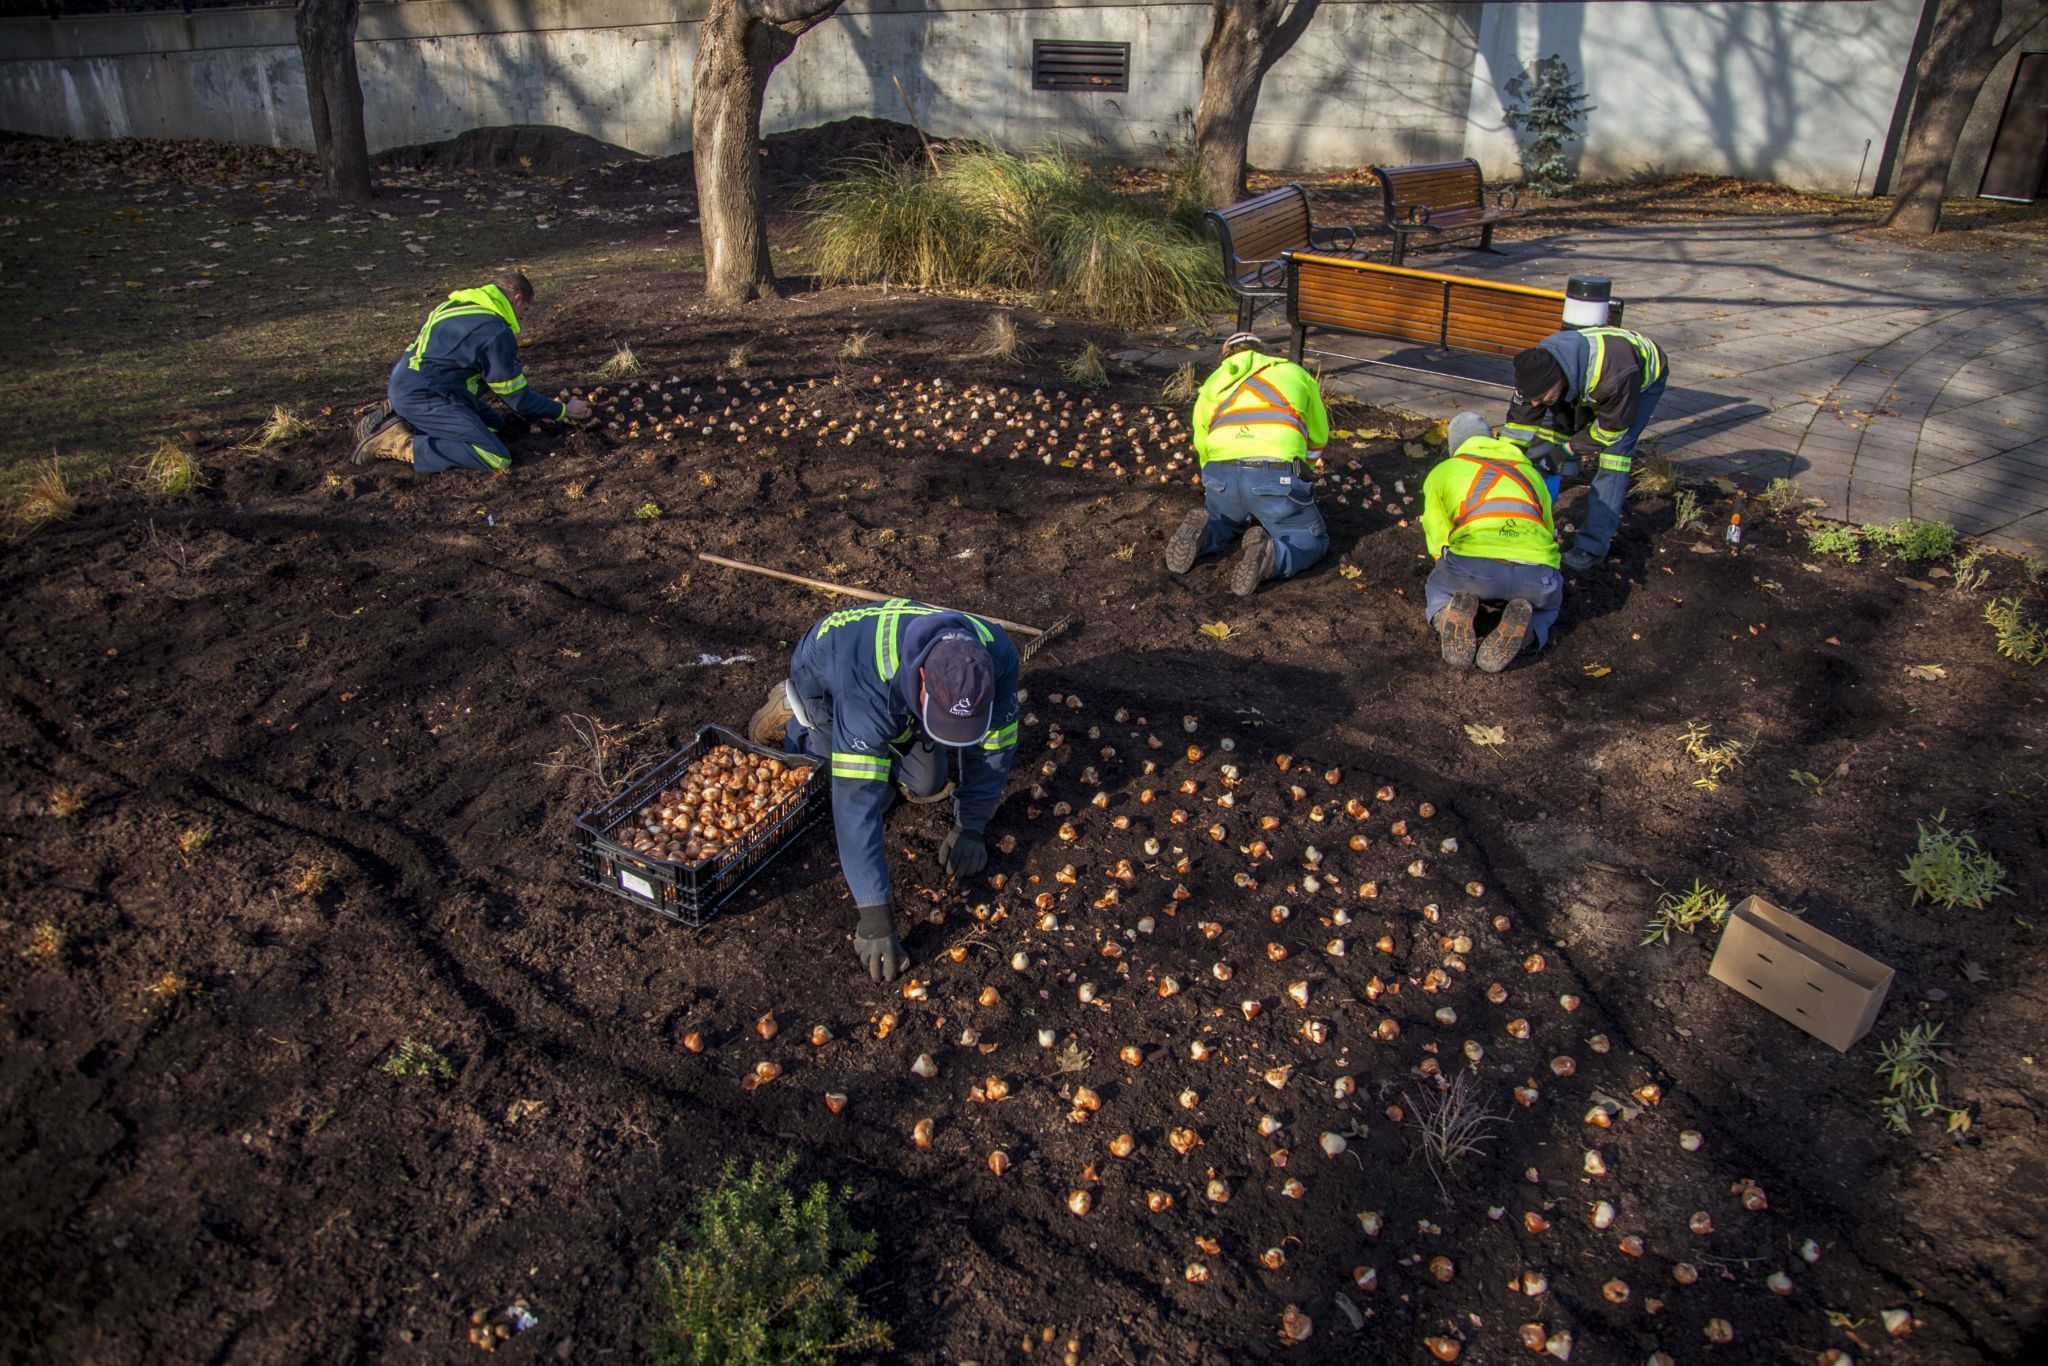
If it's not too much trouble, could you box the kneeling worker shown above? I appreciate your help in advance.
[1422,412,1564,672]
[1165,331,1330,595]
[352,270,590,471]
[748,600,1020,982]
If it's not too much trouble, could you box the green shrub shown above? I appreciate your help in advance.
[806,146,1228,327]
[1875,1023,1969,1135]
[1641,879,1731,945]
[1807,523,1863,562]
[1762,477,1802,515]
[1900,810,2010,910]
[1861,517,1956,563]
[379,1038,455,1081]
[651,1157,887,1366]
[1984,597,2048,665]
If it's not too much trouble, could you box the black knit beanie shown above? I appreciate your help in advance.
[1512,347,1566,401]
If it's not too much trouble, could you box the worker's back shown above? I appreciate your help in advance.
[1422,437,1559,568]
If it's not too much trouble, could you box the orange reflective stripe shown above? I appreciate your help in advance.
[1210,366,1308,438]
[1453,459,1544,529]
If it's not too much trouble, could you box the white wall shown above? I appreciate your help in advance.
[1466,0,1928,195]
[0,1,1944,195]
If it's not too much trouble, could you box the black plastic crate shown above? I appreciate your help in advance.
[574,724,827,927]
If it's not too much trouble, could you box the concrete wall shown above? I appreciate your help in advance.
[1465,0,1928,195]
[0,0,1999,198]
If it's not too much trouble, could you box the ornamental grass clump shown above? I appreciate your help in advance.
[806,146,1227,327]
[650,1156,887,1365]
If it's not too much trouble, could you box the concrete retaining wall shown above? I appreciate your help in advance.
[0,0,1970,196]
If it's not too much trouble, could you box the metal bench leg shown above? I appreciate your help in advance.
[1479,224,1503,255]
[1238,297,1255,332]
[1289,325,1306,364]
[1391,236,1406,269]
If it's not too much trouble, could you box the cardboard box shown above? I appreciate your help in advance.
[1708,896,1893,1052]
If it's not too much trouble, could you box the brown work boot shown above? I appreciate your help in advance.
[747,681,796,748]
[352,417,416,466]
[350,400,393,449]
[1228,526,1275,597]
[1164,506,1209,574]
[1436,591,1479,669]
[1476,598,1535,673]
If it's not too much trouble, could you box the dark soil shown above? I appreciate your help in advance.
[378,125,643,177]
[2,284,2043,1365]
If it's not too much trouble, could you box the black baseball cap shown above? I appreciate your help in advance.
[920,634,995,747]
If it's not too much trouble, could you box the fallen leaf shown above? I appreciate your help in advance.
[1903,664,1947,681]
[1402,441,1431,458]
[1464,723,1506,750]
[1583,663,1612,678]
[1337,564,1363,580]
[1198,622,1235,640]
[1895,576,1935,593]
[1963,960,1988,984]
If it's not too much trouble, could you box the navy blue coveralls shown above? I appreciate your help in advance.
[386,284,567,472]
[782,601,1020,911]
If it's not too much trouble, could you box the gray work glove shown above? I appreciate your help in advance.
[938,828,987,880]
[853,902,907,984]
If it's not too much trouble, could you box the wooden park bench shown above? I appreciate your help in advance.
[1371,159,1522,267]
[1206,184,1374,331]
[1281,251,1623,367]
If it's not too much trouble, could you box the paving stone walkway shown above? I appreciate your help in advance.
[1121,217,2048,552]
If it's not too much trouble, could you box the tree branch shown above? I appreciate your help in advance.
[1265,0,1324,68]
[1988,2,2048,67]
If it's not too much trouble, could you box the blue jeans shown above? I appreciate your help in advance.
[1425,551,1564,648]
[389,370,512,473]
[1198,459,1329,579]
[1575,376,1666,559]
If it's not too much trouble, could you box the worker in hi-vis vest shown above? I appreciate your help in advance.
[1421,412,1565,673]
[1164,332,1331,596]
[1502,326,1668,571]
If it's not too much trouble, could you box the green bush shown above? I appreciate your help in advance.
[1806,523,1863,562]
[1900,810,2010,910]
[806,146,1229,328]
[1984,597,2048,665]
[650,1157,887,1366]
[1861,517,1957,563]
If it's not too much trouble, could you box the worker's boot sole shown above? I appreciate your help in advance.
[351,418,417,466]
[1228,527,1275,597]
[350,400,394,450]
[1164,506,1210,575]
[1437,591,1479,669]
[899,781,956,806]
[1476,598,1534,674]
[747,681,796,748]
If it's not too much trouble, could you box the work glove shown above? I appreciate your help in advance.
[853,902,907,984]
[564,396,593,422]
[938,828,988,880]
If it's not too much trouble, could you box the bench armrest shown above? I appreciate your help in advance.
[1388,202,1434,228]
[1486,187,1520,212]
[1308,223,1368,251]
[1226,255,1290,291]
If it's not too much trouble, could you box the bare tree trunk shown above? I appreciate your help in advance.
[693,0,845,304]
[1194,0,1321,208]
[1885,0,2047,233]
[295,0,373,203]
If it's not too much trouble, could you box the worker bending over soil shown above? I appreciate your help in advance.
[1423,412,1564,672]
[1502,325,1668,571]
[1165,332,1331,596]
[748,601,1020,983]
[351,271,591,471]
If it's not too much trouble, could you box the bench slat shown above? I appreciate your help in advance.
[1287,251,1579,362]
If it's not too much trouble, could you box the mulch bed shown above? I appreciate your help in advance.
[2,283,2044,1363]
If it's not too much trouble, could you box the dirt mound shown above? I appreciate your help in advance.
[578,116,935,202]
[378,124,642,176]
[0,132,317,185]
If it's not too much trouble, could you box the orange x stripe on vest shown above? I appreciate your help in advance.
[1453,457,1545,530]
[1209,365,1309,440]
